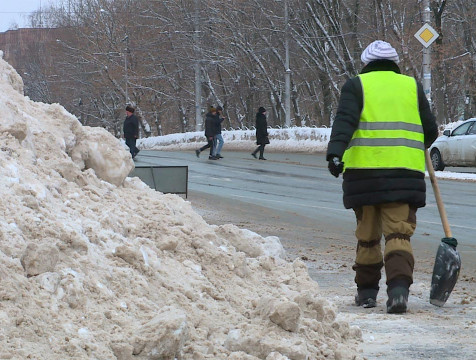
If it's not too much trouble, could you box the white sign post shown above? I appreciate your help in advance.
[414,20,440,104]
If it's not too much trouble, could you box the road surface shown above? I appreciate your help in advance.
[134,150,476,270]
[132,150,476,359]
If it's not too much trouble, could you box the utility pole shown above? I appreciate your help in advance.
[67,0,71,25]
[422,0,432,106]
[194,0,202,132]
[284,0,291,127]
[415,0,438,108]
[122,35,130,103]
[39,0,43,27]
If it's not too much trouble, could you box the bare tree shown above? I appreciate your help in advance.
[17,0,476,136]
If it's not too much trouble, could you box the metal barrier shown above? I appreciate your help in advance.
[129,165,188,198]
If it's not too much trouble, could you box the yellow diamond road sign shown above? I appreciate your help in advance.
[414,23,439,48]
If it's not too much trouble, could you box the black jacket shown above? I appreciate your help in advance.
[204,112,217,138]
[255,112,269,145]
[123,114,139,139]
[326,60,439,209]
[215,113,225,134]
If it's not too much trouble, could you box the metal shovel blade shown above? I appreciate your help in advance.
[429,238,461,307]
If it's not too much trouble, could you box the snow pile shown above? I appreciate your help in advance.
[0,56,362,358]
[139,126,331,153]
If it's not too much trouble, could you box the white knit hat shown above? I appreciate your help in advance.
[361,40,400,64]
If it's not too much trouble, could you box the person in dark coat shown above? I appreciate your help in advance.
[326,40,438,313]
[123,105,140,159]
[196,107,218,160]
[251,107,269,160]
[214,106,226,158]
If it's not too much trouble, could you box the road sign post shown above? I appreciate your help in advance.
[414,14,440,106]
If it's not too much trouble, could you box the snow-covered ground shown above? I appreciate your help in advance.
[0,52,363,359]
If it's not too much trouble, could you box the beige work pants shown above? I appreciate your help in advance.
[352,203,416,289]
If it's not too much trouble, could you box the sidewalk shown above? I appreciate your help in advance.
[189,190,476,360]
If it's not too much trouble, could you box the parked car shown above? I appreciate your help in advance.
[429,118,476,171]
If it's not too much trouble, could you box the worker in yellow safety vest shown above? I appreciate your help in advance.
[326,40,438,314]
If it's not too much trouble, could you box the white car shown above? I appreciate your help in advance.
[429,118,476,171]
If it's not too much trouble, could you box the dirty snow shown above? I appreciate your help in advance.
[0,53,363,359]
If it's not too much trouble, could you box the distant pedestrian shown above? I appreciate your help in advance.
[196,107,218,160]
[214,106,226,158]
[251,107,269,160]
[123,105,140,159]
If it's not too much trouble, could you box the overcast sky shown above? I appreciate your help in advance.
[0,0,60,32]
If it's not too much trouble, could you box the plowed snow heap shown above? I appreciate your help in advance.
[0,52,361,360]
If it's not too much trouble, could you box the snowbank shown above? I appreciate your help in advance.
[139,127,332,153]
[0,54,361,358]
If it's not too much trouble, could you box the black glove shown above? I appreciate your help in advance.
[328,156,344,178]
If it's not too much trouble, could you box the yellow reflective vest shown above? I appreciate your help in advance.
[342,71,425,173]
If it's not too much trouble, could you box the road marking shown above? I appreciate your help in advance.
[230,194,350,213]
[418,219,476,231]
[230,195,476,231]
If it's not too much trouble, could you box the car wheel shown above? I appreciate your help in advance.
[430,148,445,171]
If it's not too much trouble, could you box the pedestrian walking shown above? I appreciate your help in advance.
[251,107,269,160]
[123,105,140,159]
[214,106,226,158]
[326,40,438,313]
[196,107,218,160]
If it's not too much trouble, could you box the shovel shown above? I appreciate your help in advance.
[425,151,461,307]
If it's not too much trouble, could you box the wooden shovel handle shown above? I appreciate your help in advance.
[425,150,452,238]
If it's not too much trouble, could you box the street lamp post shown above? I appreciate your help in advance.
[284,0,291,127]
[122,35,130,104]
[194,0,202,131]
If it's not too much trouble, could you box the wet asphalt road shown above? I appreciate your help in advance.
[133,150,476,272]
[132,150,476,360]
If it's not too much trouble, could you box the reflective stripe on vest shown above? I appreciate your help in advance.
[342,71,425,173]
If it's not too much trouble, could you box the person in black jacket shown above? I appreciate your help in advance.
[326,40,438,313]
[196,107,218,160]
[214,106,226,158]
[123,105,140,159]
[251,107,269,160]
